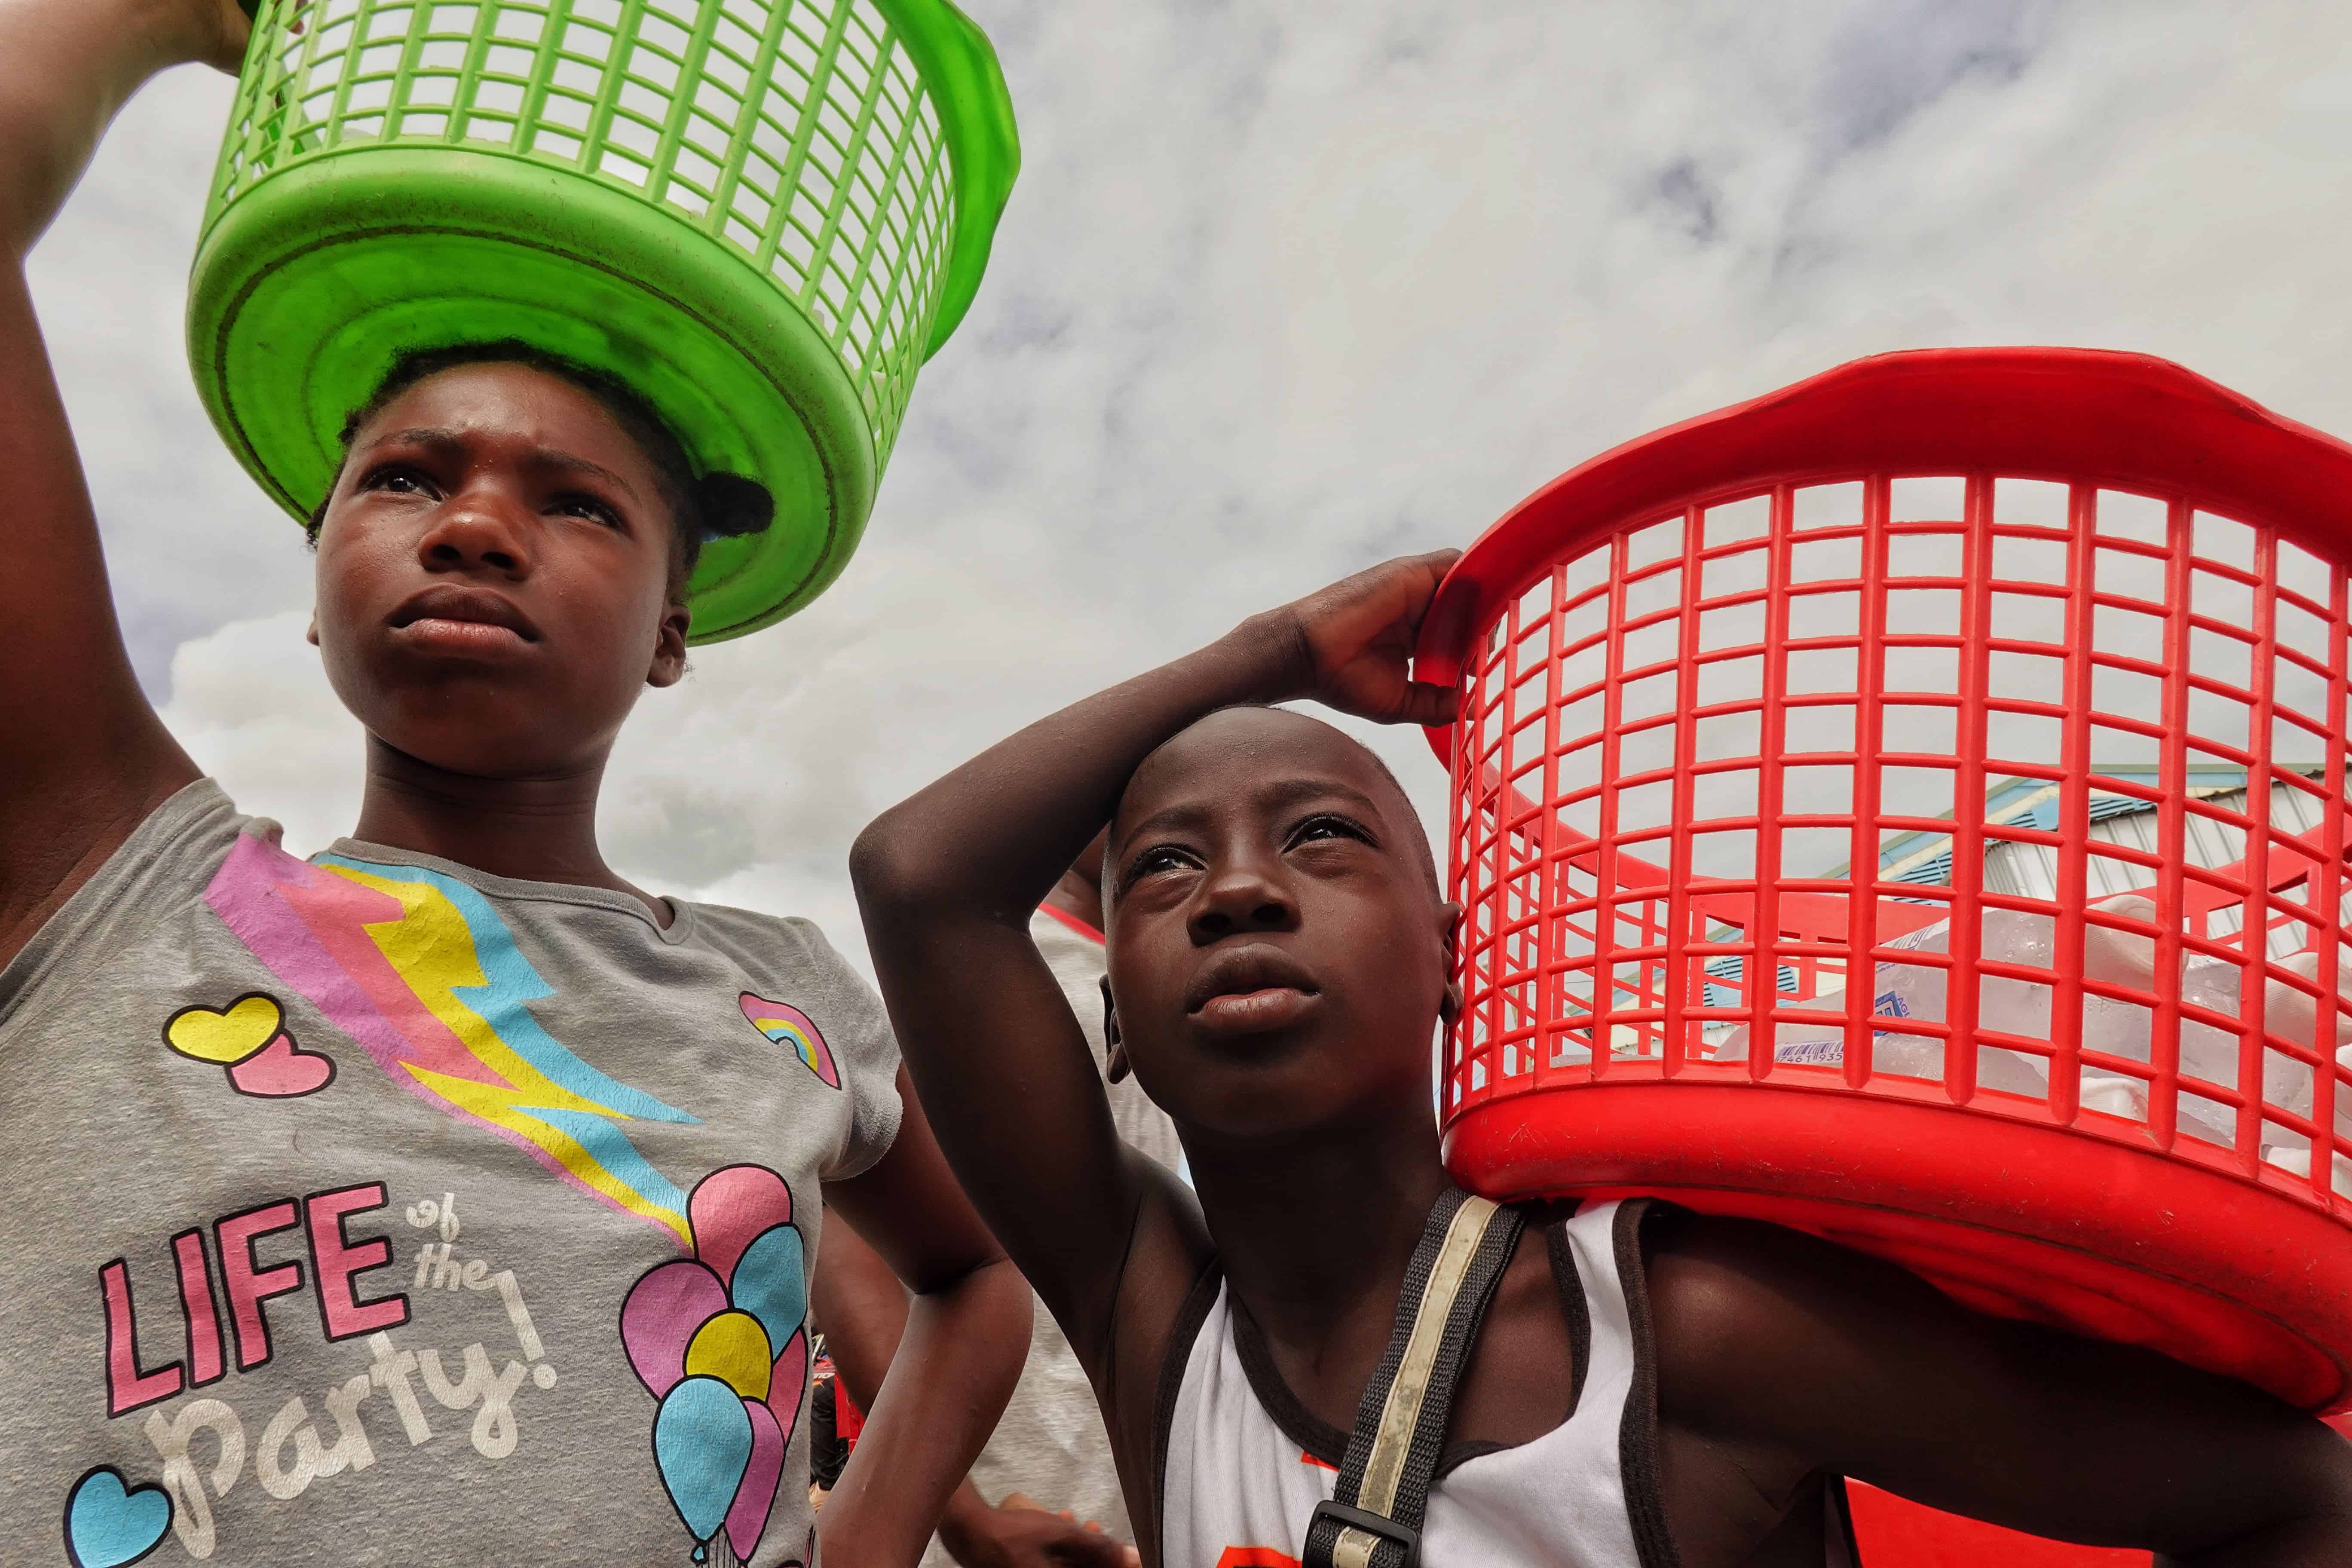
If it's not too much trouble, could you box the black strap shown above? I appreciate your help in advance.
[1300,1188,1525,1568]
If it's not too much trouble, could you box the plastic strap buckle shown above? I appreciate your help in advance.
[1308,1500,1421,1568]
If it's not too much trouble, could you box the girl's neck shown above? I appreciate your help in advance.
[1188,1103,1452,1357]
[348,735,670,924]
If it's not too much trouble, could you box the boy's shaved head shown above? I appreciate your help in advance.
[1109,705,1440,904]
[1099,703,1457,1144]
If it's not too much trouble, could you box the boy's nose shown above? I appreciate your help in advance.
[1188,864,1299,945]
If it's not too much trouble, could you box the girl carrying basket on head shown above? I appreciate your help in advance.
[0,2,1026,1564]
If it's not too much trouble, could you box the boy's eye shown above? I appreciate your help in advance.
[1288,813,1372,850]
[1127,845,1200,879]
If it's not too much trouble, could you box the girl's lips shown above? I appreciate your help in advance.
[1194,986,1320,1035]
[390,616,536,656]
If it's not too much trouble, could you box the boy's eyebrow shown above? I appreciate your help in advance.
[1250,775,1386,818]
[1115,801,1213,848]
[1117,775,1390,851]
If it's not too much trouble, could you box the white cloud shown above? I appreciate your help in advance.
[41,0,2352,975]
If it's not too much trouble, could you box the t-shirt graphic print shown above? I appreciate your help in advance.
[4,781,901,1568]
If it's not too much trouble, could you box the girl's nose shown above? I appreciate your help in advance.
[417,488,533,576]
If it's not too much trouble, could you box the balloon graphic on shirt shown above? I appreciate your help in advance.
[728,1222,808,1356]
[687,1164,793,1287]
[654,1376,755,1556]
[767,1325,810,1433]
[622,1260,731,1397]
[724,1397,788,1563]
[683,1310,774,1402]
[622,1165,811,1563]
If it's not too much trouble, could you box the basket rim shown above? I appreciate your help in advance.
[186,147,878,643]
[873,0,1021,359]
[1413,347,2352,766]
[216,0,1020,363]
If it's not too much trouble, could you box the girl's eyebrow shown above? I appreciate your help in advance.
[530,447,641,500]
[359,427,465,461]
[356,429,641,501]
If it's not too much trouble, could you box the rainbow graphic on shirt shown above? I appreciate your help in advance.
[737,994,839,1089]
[203,835,698,1244]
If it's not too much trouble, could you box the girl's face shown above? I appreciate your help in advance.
[308,361,691,778]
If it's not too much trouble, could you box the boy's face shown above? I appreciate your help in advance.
[307,363,691,778]
[1104,708,1455,1140]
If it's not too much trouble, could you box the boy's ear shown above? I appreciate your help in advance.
[1100,975,1131,1083]
[1438,900,1465,1027]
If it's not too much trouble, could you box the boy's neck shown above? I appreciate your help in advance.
[1189,1103,1453,1356]
[347,735,669,925]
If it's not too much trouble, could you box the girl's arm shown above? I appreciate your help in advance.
[849,553,1458,1369]
[0,0,244,965]
[815,1219,1135,1568]
[818,1067,1036,1568]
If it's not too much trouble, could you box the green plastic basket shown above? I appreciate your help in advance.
[190,0,1018,641]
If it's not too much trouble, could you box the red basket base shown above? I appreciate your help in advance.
[1446,1081,2352,1413]
[1845,1483,2149,1568]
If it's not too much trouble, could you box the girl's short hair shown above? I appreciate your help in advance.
[307,340,772,597]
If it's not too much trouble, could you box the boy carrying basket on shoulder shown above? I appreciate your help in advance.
[853,552,2352,1568]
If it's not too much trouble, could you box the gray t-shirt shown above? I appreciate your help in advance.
[1,780,900,1568]
[920,909,1184,1561]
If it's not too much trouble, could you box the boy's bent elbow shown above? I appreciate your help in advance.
[848,812,936,913]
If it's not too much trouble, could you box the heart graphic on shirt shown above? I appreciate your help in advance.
[63,1466,172,1568]
[225,1031,337,1097]
[163,993,282,1065]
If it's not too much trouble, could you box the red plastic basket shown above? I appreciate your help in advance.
[1415,349,2352,1413]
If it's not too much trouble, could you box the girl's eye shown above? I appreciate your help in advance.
[552,493,623,530]
[363,466,437,498]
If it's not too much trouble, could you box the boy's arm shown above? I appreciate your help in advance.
[850,552,1457,1367]
[1646,1210,2352,1565]
[817,1068,1035,1568]
[0,0,242,963]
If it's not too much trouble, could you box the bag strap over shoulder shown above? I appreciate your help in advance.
[1301,1187,1526,1568]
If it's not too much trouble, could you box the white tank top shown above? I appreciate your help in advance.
[1155,1200,1673,1568]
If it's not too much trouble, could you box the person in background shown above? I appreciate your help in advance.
[818,834,1172,1568]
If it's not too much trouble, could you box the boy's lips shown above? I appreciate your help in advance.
[1187,944,1321,1035]
[387,585,542,653]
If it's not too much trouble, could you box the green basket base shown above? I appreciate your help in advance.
[188,147,878,643]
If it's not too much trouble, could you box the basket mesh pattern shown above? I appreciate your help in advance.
[1445,475,2352,1213]
[211,0,956,462]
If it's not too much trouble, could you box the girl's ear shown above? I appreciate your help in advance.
[646,603,690,688]
[1101,975,1131,1083]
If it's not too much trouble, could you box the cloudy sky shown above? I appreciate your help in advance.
[31,0,2352,968]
